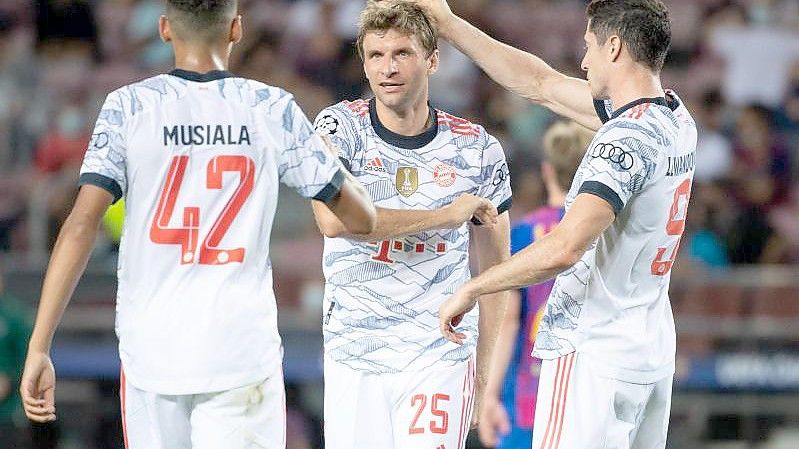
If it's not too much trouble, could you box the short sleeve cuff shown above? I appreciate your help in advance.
[497,197,512,215]
[79,173,123,203]
[471,196,512,225]
[338,156,352,173]
[579,181,623,216]
[313,169,346,204]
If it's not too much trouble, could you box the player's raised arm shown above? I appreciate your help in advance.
[21,185,113,422]
[409,0,602,131]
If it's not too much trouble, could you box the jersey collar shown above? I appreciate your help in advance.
[609,94,680,121]
[168,69,235,82]
[369,98,438,149]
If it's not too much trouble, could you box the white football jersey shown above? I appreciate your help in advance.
[314,99,512,374]
[533,91,697,383]
[79,70,344,394]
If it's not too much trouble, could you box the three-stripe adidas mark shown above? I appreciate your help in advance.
[364,157,387,173]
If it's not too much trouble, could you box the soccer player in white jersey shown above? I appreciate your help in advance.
[19,1,376,448]
[414,0,696,448]
[310,2,512,448]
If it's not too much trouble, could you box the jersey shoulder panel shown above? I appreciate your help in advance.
[112,74,188,117]
[436,109,481,138]
[316,100,370,129]
[341,99,371,117]
[313,100,370,160]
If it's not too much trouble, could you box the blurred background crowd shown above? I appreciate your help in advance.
[0,0,798,448]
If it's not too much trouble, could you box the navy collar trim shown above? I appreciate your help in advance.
[369,98,438,149]
[610,95,680,120]
[168,69,235,82]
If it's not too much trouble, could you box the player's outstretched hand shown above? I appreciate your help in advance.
[478,395,511,446]
[439,287,477,344]
[20,352,57,423]
[444,194,498,228]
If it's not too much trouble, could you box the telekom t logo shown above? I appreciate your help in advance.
[370,240,447,264]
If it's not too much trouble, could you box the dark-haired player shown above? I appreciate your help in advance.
[415,0,698,447]
[20,1,376,448]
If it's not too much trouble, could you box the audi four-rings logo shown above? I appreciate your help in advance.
[590,143,634,170]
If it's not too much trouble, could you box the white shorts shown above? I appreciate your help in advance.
[120,363,286,449]
[324,355,475,449]
[531,353,672,449]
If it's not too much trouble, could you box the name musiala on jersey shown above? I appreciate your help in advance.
[163,125,251,147]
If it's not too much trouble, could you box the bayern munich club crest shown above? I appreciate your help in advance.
[433,163,457,187]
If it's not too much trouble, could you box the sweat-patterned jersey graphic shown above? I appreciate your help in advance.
[315,99,512,374]
[533,91,697,383]
[79,69,344,395]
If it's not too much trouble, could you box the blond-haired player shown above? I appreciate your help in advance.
[311,2,512,448]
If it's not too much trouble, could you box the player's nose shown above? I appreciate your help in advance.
[382,56,399,75]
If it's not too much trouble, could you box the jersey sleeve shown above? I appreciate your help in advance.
[577,123,660,215]
[277,96,345,203]
[477,132,513,215]
[79,90,128,203]
[313,106,359,172]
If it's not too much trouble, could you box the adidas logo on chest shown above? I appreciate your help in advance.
[363,156,388,173]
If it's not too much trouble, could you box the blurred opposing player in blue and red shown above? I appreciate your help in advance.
[478,121,592,449]
[19,1,376,448]
[310,2,512,448]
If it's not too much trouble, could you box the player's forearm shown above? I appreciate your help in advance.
[315,204,459,242]
[476,291,509,390]
[324,178,377,235]
[440,14,559,104]
[28,214,101,354]
[472,215,511,390]
[467,230,582,298]
[350,207,457,241]
[484,295,520,398]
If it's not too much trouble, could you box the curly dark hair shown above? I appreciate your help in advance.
[166,0,238,41]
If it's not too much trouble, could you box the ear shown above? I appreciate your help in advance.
[427,48,440,76]
[230,15,243,44]
[608,35,622,63]
[159,15,171,43]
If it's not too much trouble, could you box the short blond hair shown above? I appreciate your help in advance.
[356,0,438,60]
[542,121,594,191]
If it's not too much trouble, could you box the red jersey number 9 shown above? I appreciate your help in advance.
[651,178,691,276]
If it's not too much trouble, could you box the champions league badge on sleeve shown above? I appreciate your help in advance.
[314,114,339,136]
